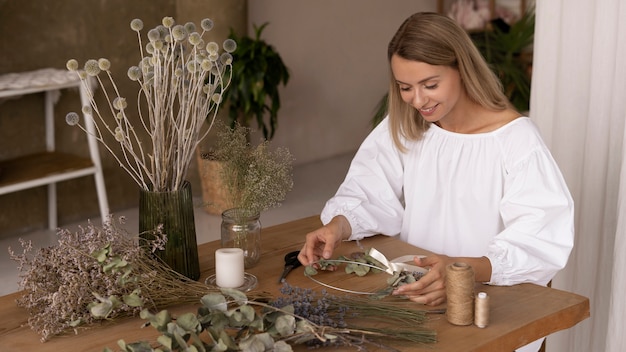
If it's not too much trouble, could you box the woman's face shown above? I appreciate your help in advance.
[391,54,466,124]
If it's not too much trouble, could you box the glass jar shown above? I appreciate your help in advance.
[220,208,261,268]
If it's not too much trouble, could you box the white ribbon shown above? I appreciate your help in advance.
[367,248,428,275]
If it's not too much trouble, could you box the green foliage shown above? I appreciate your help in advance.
[471,11,535,112]
[224,23,290,140]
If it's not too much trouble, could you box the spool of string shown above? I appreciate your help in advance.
[445,262,475,325]
[474,292,490,328]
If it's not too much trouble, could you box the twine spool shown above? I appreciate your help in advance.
[474,292,490,328]
[445,262,475,326]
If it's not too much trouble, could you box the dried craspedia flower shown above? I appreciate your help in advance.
[65,112,80,126]
[206,41,219,55]
[184,22,196,33]
[130,18,143,32]
[186,60,199,73]
[146,42,155,54]
[162,16,175,28]
[81,105,92,115]
[147,28,160,42]
[127,66,141,81]
[223,39,237,53]
[84,59,101,76]
[220,53,233,65]
[201,59,213,72]
[98,58,111,71]
[188,32,201,46]
[200,18,214,32]
[113,97,127,110]
[211,93,222,104]
[171,24,187,41]
[66,59,79,71]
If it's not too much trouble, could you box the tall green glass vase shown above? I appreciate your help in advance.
[139,181,200,280]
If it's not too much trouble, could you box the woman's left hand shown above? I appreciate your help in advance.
[391,254,454,306]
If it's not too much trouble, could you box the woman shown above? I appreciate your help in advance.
[297,12,574,352]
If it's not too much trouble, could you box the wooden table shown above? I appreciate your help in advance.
[0,216,590,351]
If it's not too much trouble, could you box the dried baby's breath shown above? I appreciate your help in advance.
[211,123,294,215]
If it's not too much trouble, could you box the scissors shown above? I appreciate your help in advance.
[278,250,302,283]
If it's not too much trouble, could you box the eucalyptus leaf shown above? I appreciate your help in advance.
[208,312,229,331]
[89,299,113,318]
[167,321,189,339]
[91,244,110,262]
[275,315,296,336]
[156,335,172,350]
[221,287,248,303]
[211,339,228,352]
[126,341,154,352]
[172,330,189,350]
[176,312,200,332]
[273,341,293,352]
[217,330,237,350]
[123,291,143,307]
[201,293,228,312]
[304,266,318,276]
[239,304,256,322]
[239,335,266,352]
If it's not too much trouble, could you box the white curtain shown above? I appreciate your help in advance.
[530,0,626,351]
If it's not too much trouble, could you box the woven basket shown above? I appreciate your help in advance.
[197,153,232,215]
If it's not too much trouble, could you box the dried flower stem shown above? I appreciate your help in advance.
[66,17,235,192]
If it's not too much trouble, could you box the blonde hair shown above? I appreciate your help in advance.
[387,12,511,151]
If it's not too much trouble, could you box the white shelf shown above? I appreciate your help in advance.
[0,68,109,229]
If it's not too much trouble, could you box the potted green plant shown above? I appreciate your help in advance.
[223,22,290,140]
[470,10,535,112]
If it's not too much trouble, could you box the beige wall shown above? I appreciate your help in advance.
[248,0,437,164]
[0,0,435,236]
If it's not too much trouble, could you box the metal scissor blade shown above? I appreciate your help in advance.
[278,265,294,283]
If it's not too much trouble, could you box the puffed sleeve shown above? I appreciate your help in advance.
[486,142,574,286]
[321,117,405,240]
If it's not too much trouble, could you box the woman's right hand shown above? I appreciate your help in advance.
[297,215,352,266]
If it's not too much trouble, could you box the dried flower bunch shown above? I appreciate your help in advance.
[8,218,268,342]
[65,16,235,192]
[104,285,436,352]
[212,122,294,215]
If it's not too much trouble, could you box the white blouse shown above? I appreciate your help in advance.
[321,117,574,286]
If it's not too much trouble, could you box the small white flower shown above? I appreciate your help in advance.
[200,18,213,31]
[66,59,79,71]
[65,112,80,126]
[84,59,101,76]
[130,19,143,32]
[223,39,237,53]
[206,42,219,54]
[98,58,111,71]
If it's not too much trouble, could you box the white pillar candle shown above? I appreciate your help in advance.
[215,248,245,288]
